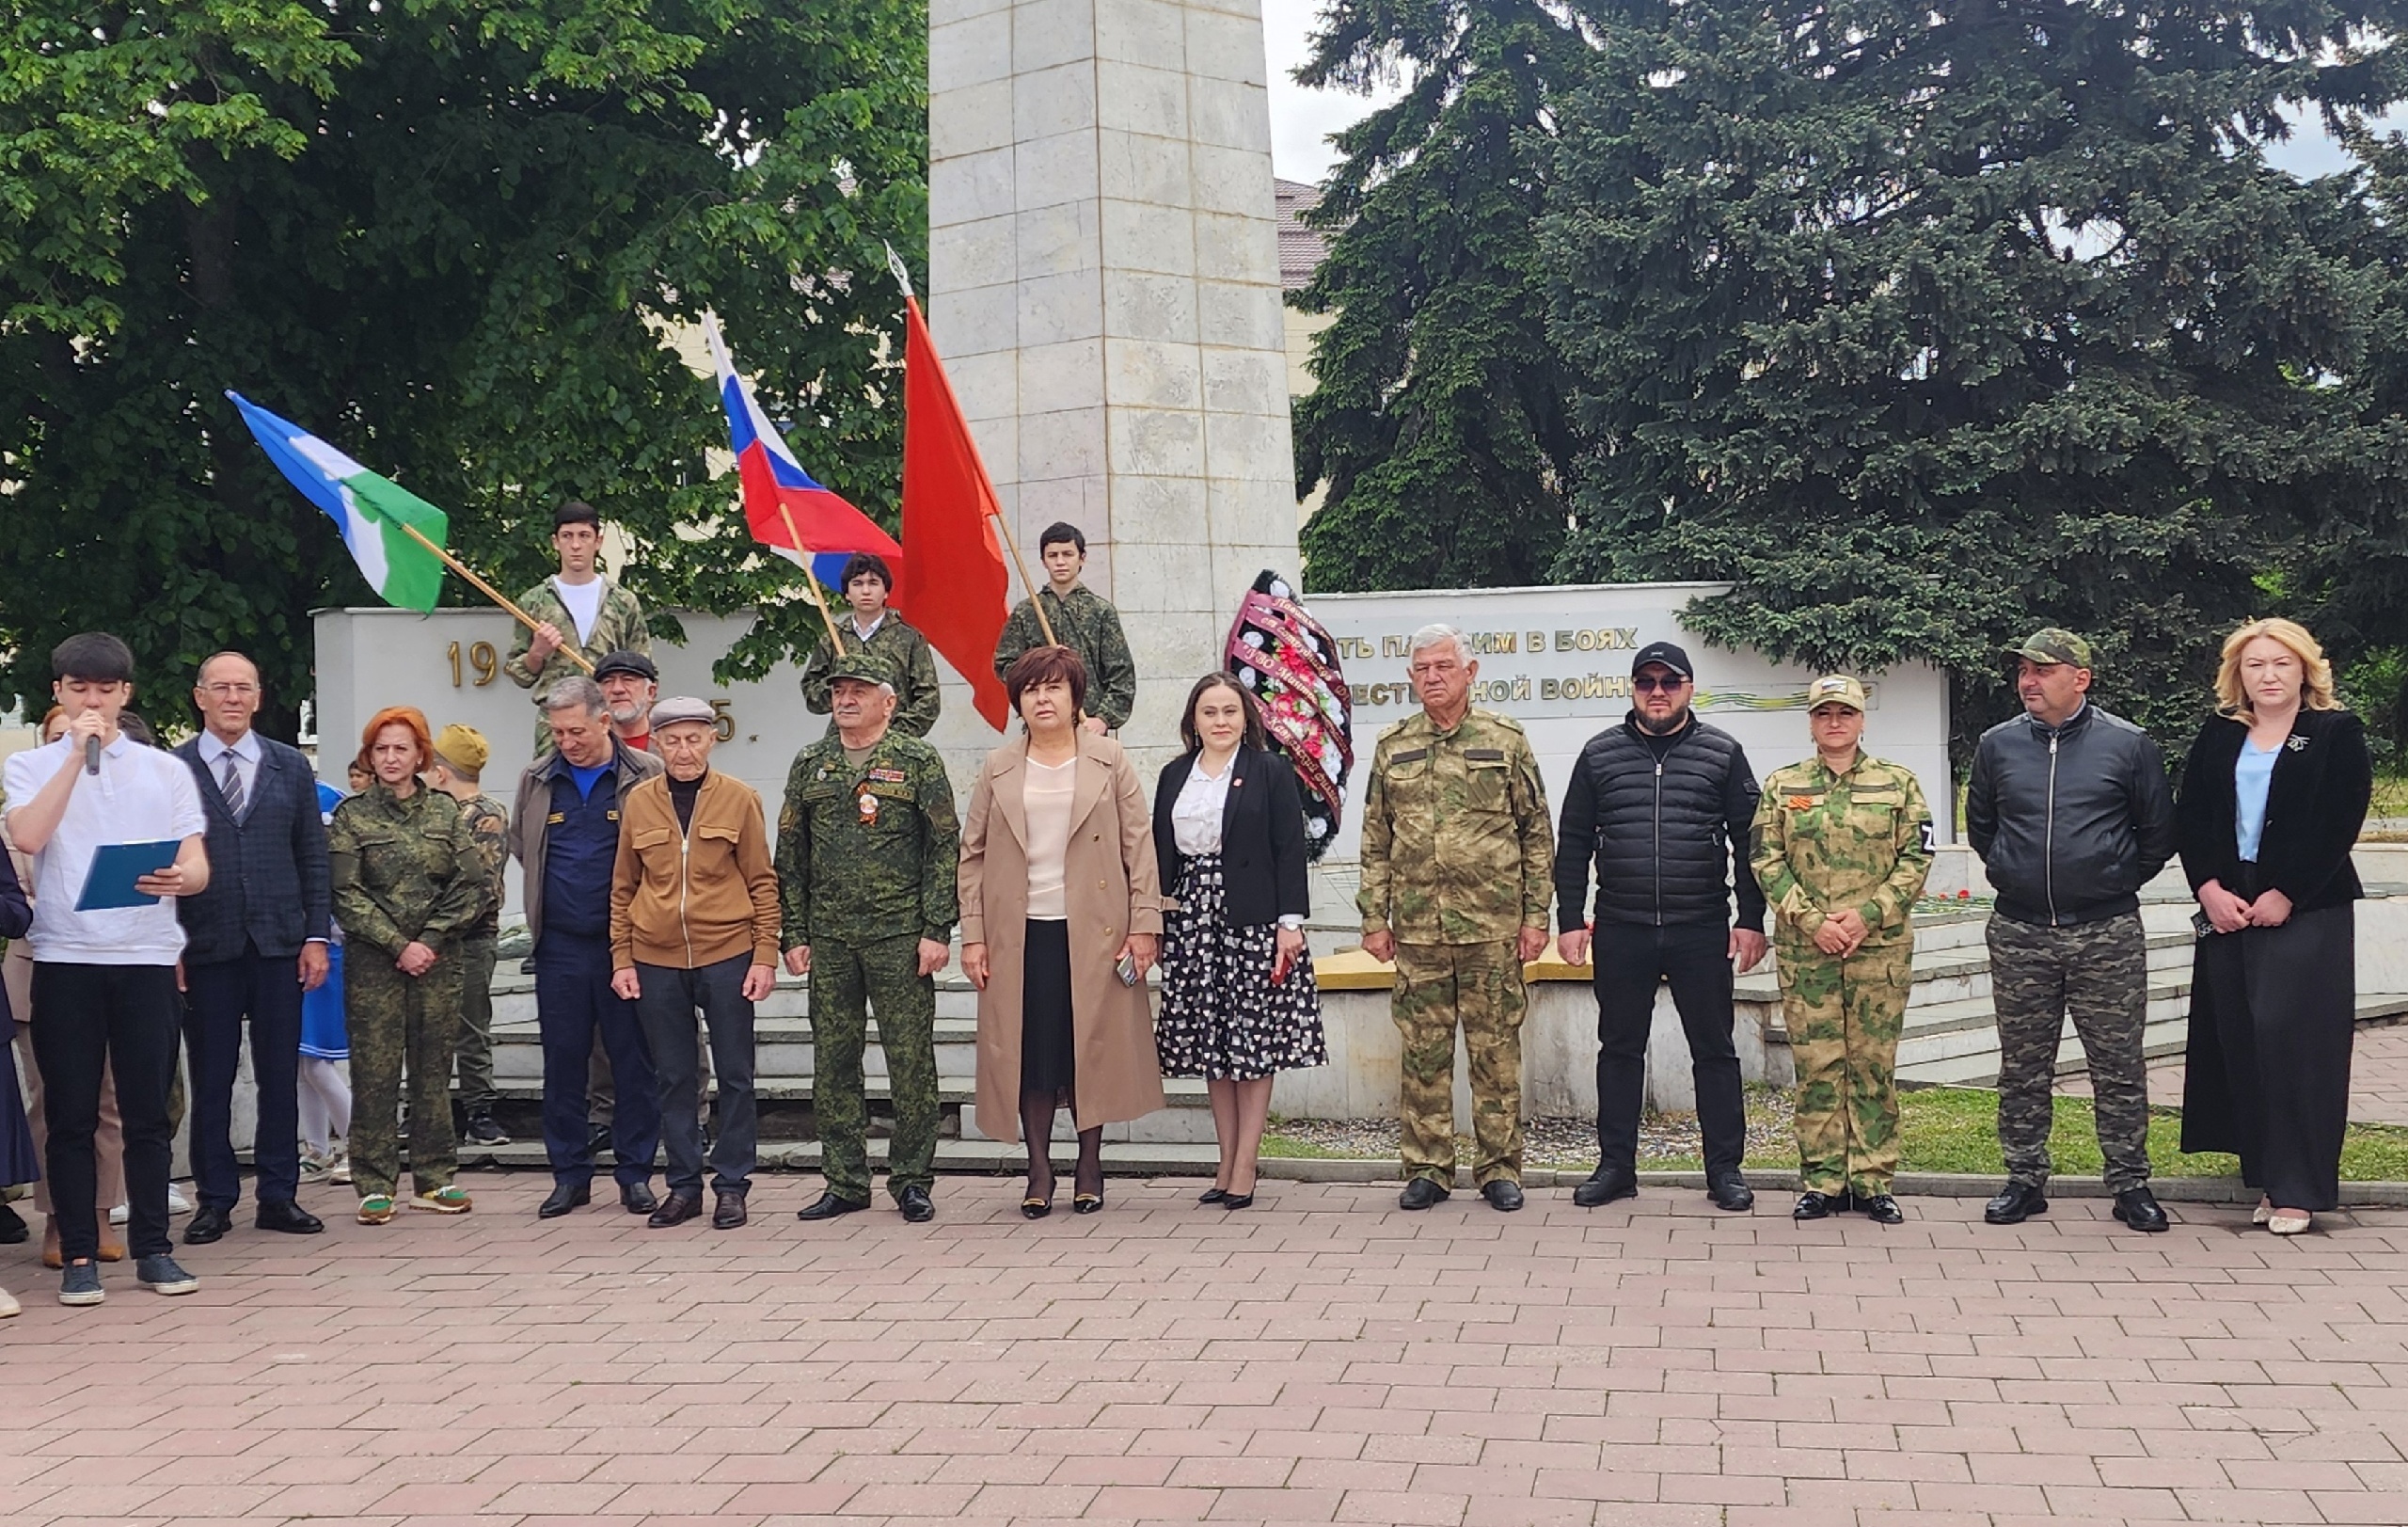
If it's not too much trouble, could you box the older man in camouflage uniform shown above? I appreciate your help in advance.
[1359,624,1554,1212]
[779,651,960,1225]
[991,521,1136,732]
[1751,676,1933,1223]
[502,500,652,749]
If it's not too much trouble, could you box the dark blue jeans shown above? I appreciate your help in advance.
[534,931,658,1188]
[183,946,306,1212]
[1590,922,1746,1181]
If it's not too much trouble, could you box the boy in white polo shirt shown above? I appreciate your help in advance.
[3,633,211,1305]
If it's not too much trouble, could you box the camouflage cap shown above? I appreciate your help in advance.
[433,723,490,774]
[2009,628,2095,668]
[826,648,896,692]
[1805,674,1867,712]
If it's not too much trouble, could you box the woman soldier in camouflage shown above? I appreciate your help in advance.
[1751,676,1934,1224]
[327,707,489,1225]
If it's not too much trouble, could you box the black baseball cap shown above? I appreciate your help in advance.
[593,649,657,682]
[1631,641,1693,679]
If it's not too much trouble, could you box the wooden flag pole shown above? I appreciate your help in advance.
[774,501,849,657]
[988,511,1057,648]
[397,520,595,674]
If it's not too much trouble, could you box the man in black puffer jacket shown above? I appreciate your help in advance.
[1966,628,2177,1233]
[1554,642,1769,1212]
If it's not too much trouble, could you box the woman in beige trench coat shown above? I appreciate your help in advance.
[960,646,1165,1217]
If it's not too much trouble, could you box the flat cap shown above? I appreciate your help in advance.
[649,696,717,730]
[593,649,658,682]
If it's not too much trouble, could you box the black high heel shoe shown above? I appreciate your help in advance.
[1072,1192,1104,1215]
[1220,1192,1255,1211]
[1022,1176,1054,1219]
[1197,1187,1229,1205]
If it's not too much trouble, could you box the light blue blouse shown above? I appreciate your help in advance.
[2234,740,2280,863]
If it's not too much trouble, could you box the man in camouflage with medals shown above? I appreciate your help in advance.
[1751,675,1933,1224]
[777,649,959,1225]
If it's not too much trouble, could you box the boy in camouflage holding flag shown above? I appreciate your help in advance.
[1751,676,1933,1223]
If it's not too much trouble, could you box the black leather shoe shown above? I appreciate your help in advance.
[898,1186,935,1223]
[1984,1183,2048,1225]
[1399,1177,1450,1210]
[1860,1193,1905,1225]
[1572,1168,1638,1207]
[797,1191,871,1221]
[712,1190,748,1230]
[182,1205,231,1246]
[0,1203,28,1244]
[2113,1186,2169,1233]
[1793,1190,1844,1220]
[1707,1175,1755,1212]
[255,1201,325,1234]
[647,1192,702,1228]
[1197,1187,1229,1205]
[586,1122,613,1158]
[620,1182,657,1215]
[539,1181,591,1218]
[1481,1179,1525,1212]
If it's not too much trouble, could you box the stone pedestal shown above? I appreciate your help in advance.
[929,0,1302,765]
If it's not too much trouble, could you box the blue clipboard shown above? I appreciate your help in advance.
[73,840,185,912]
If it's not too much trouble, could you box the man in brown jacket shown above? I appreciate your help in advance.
[609,697,780,1229]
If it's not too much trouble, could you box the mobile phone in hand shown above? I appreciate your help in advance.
[1116,948,1140,986]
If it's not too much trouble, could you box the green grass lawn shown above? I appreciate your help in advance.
[1263,1087,2408,1180]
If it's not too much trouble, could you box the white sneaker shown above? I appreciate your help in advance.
[109,1202,129,1226]
[166,1185,194,1216]
[327,1140,352,1186]
[300,1144,330,1180]
[0,1284,20,1319]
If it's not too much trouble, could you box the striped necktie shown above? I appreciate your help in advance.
[219,753,246,821]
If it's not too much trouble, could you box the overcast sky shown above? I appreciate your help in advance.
[1259,6,2397,186]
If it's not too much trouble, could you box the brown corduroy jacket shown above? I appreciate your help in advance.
[609,770,782,972]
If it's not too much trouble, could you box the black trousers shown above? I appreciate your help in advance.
[633,956,758,1197]
[1591,923,1746,1180]
[2200,901,2356,1211]
[31,962,182,1261]
[184,946,306,1212]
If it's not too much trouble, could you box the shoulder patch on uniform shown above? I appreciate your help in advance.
[1919,820,1936,852]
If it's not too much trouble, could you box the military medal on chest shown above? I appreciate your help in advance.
[857,787,879,824]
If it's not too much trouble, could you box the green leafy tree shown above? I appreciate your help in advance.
[1538,0,2406,754]
[0,0,925,739]
[1291,0,1584,593]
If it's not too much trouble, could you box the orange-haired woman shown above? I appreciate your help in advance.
[326,707,486,1224]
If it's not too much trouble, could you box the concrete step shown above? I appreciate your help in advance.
[428,1137,1228,1176]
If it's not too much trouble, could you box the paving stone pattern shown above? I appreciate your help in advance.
[5,1171,2408,1525]
[2056,1021,2408,1128]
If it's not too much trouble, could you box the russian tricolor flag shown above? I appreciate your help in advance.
[705,313,901,588]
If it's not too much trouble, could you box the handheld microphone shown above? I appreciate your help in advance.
[86,736,101,775]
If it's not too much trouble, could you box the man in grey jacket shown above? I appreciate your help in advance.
[1965,628,2177,1233]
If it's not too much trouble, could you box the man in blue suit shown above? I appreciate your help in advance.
[173,653,331,1242]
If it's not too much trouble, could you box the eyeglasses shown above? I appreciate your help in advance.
[1631,674,1688,692]
[199,683,260,697]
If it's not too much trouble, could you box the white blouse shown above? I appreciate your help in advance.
[1170,756,1235,855]
[1022,756,1078,919]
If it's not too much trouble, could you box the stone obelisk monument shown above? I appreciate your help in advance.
[928,0,1302,765]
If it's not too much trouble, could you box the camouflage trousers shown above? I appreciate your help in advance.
[347,955,462,1201]
[812,934,939,1201]
[1392,941,1527,1187]
[1777,939,1911,1195]
[452,934,498,1114]
[1988,912,2151,1191]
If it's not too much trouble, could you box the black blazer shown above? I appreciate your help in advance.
[1153,746,1311,929]
[2176,708,2370,914]
[172,734,333,964]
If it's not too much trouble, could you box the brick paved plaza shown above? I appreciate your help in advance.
[4,1171,2406,1527]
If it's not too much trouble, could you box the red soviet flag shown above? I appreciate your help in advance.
[895,293,1012,730]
